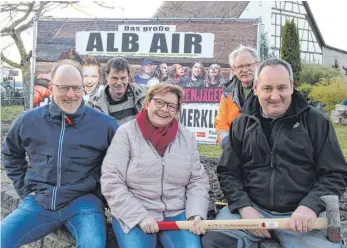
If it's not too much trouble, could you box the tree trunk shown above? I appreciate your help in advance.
[22,62,31,110]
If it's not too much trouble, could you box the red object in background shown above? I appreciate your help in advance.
[196,132,206,137]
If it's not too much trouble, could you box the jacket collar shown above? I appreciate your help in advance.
[241,90,309,118]
[223,76,254,108]
[49,99,86,122]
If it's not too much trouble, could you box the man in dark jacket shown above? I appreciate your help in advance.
[1,60,119,248]
[202,58,347,248]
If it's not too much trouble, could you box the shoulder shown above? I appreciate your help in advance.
[117,119,137,134]
[131,83,148,97]
[176,123,196,145]
[86,107,118,128]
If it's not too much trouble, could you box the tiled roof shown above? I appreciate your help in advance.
[153,1,249,18]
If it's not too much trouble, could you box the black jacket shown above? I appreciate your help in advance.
[218,91,347,214]
[2,101,118,210]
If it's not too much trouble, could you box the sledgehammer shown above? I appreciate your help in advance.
[157,195,341,243]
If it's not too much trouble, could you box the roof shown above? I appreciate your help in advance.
[154,1,347,54]
[152,1,249,18]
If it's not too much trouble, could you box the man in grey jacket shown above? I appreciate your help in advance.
[88,57,148,125]
[1,60,118,248]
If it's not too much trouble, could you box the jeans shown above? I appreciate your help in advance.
[112,212,201,248]
[1,194,106,248]
[201,206,344,248]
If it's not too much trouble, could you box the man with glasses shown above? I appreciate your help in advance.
[215,45,259,147]
[1,60,118,247]
[88,57,148,126]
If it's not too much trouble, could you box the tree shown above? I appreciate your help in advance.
[280,19,301,86]
[259,31,276,61]
[0,1,114,110]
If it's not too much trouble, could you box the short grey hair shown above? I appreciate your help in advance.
[228,45,259,68]
[255,58,294,81]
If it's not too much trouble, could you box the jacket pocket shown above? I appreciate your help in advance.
[63,148,103,184]
[30,148,56,182]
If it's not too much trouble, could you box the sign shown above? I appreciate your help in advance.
[118,25,176,32]
[76,31,215,58]
[180,103,219,144]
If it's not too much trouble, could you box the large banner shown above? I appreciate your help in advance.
[34,19,259,144]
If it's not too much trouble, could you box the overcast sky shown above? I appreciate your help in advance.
[1,0,346,66]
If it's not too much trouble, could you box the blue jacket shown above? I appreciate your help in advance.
[2,100,118,210]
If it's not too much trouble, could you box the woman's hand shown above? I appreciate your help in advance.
[139,215,159,234]
[188,215,206,235]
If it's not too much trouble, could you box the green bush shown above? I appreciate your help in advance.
[297,83,313,101]
[309,77,347,112]
[299,64,340,86]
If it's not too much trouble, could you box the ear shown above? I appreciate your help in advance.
[290,80,294,93]
[48,83,53,95]
[253,79,259,96]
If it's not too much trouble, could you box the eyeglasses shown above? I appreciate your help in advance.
[152,98,178,112]
[233,62,258,71]
[51,83,84,93]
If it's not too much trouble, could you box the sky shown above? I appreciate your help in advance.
[1,0,346,69]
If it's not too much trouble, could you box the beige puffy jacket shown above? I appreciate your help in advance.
[101,119,210,233]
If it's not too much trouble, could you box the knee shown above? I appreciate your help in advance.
[201,231,238,248]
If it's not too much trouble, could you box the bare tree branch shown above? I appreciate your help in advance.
[92,1,117,9]
[1,2,34,35]
[1,52,21,68]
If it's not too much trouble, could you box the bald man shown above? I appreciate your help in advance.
[1,60,119,247]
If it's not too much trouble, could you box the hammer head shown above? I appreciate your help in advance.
[320,195,341,243]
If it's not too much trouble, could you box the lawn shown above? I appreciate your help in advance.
[1,105,347,158]
[198,124,347,158]
[1,105,24,121]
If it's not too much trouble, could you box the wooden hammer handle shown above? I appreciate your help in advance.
[158,217,328,230]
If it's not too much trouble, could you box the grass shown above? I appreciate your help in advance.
[1,105,24,121]
[1,106,347,158]
[198,124,347,158]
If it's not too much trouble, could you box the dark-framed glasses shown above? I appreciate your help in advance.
[233,62,258,71]
[51,83,84,93]
[152,98,178,112]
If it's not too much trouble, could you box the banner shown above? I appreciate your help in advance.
[35,19,259,143]
[76,31,215,58]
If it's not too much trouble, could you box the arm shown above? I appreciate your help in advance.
[101,126,149,230]
[217,121,252,213]
[1,113,31,198]
[215,95,230,144]
[299,116,347,214]
[185,133,210,220]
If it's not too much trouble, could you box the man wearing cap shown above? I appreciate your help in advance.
[134,59,153,85]
[88,57,148,126]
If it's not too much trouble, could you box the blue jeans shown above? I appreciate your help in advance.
[112,212,201,248]
[202,206,343,248]
[1,194,106,248]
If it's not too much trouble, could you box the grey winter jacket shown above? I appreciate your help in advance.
[2,101,118,210]
[87,83,147,125]
[101,119,210,233]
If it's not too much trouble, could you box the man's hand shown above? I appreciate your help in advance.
[188,215,206,235]
[139,215,159,234]
[289,205,317,232]
[239,206,271,238]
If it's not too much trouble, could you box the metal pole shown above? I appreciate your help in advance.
[30,15,38,109]
[256,17,262,60]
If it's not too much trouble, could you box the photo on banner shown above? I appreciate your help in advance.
[34,19,259,143]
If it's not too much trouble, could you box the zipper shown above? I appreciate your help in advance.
[161,159,167,211]
[51,113,66,210]
[145,140,173,212]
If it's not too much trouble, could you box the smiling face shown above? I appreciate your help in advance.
[49,64,84,114]
[253,64,294,119]
[82,65,100,94]
[231,51,258,88]
[106,68,129,100]
[209,64,220,78]
[145,91,178,128]
[192,62,203,77]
